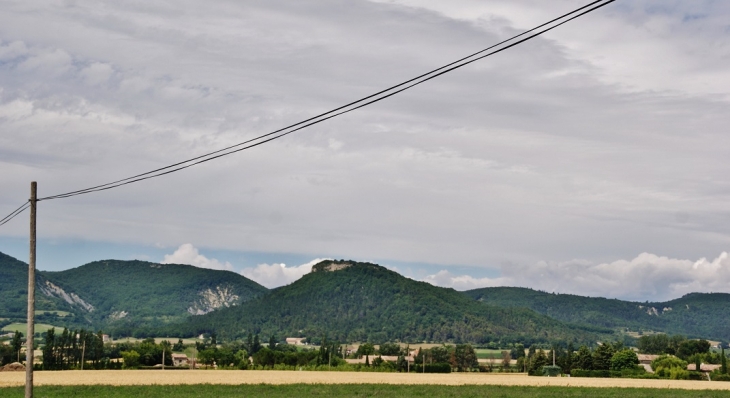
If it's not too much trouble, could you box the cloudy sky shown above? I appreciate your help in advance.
[1,0,729,301]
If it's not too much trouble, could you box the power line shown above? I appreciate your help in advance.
[1,0,615,221]
[0,202,29,227]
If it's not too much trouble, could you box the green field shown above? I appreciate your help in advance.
[1,323,58,334]
[475,348,505,359]
[2,384,730,398]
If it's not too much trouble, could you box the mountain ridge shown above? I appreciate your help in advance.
[0,252,268,332]
[465,286,730,341]
[170,259,613,344]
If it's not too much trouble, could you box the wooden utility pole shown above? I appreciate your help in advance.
[26,182,37,398]
[81,340,86,370]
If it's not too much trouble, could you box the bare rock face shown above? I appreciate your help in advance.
[0,362,25,372]
[312,262,352,272]
[38,280,94,312]
[187,285,240,315]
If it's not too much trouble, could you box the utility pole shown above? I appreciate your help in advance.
[26,182,37,398]
[81,340,86,371]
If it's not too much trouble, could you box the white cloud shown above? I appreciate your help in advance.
[424,252,730,302]
[161,243,234,271]
[241,258,329,288]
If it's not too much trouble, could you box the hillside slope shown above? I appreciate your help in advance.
[0,251,268,332]
[465,287,730,341]
[174,260,612,344]
[43,259,268,331]
[0,252,86,323]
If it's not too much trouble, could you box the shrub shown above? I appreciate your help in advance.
[542,365,562,377]
[667,367,689,380]
[121,351,140,369]
[651,355,687,372]
[611,349,639,371]
[713,374,730,382]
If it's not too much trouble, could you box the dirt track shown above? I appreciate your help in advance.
[2,371,730,390]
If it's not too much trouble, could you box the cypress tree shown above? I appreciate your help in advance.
[721,347,727,375]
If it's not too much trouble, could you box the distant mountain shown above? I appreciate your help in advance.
[6,250,729,344]
[465,287,730,342]
[171,260,613,345]
[0,252,268,333]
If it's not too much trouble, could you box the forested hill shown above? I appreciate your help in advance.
[169,260,613,345]
[43,259,268,332]
[464,287,730,342]
[0,252,80,320]
[0,251,268,333]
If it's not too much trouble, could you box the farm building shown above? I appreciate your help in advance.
[171,353,189,367]
[285,337,306,346]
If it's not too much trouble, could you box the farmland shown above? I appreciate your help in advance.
[475,348,505,359]
[0,323,57,334]
[2,370,730,390]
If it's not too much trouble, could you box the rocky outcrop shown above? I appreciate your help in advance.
[38,281,94,312]
[312,262,352,272]
[187,285,240,315]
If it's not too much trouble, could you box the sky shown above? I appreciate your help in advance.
[1,0,730,302]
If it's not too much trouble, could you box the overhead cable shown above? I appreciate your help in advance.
[0,0,615,224]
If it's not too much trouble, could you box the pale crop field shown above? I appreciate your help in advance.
[2,371,730,390]
[0,323,57,334]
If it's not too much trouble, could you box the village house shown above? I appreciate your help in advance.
[687,363,722,373]
[637,354,659,373]
[171,353,189,367]
[285,337,306,346]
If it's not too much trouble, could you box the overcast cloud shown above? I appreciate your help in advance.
[1,1,730,301]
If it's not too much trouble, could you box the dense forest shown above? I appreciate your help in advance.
[0,252,268,332]
[164,260,613,345]
[44,259,268,327]
[0,252,84,324]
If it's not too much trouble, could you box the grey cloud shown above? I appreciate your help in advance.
[0,1,729,301]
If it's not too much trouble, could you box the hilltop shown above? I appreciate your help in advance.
[0,252,268,333]
[170,260,612,344]
[4,251,730,343]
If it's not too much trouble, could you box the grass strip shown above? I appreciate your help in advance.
[2,384,730,398]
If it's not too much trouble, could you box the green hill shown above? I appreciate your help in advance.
[464,287,730,341]
[0,251,268,333]
[43,259,268,332]
[170,260,613,345]
[0,252,83,323]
